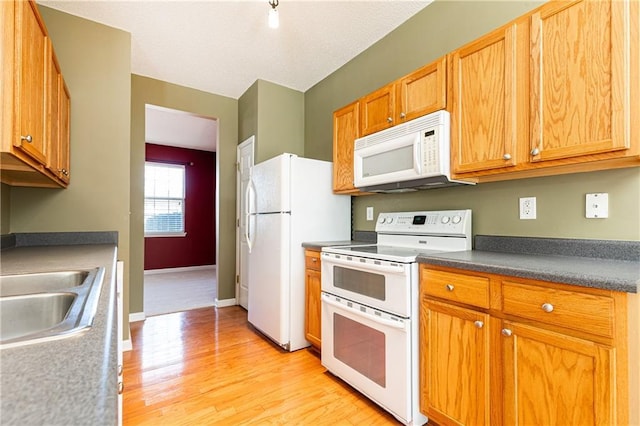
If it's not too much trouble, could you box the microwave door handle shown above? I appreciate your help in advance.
[321,293,408,330]
[413,137,421,174]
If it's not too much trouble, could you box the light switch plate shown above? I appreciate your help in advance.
[586,193,608,218]
[366,206,374,221]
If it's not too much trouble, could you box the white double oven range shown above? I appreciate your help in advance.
[320,210,472,425]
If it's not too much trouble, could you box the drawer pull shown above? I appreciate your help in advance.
[541,303,554,313]
[474,320,484,329]
[445,284,454,292]
[312,258,317,263]
[501,328,512,337]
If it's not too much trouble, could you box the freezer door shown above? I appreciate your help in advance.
[251,154,291,213]
[247,212,291,348]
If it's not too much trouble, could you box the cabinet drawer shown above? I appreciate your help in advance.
[422,268,490,309]
[305,250,321,271]
[501,281,615,338]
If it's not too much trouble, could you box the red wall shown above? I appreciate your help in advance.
[144,143,216,270]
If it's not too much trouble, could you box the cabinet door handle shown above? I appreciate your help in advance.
[474,320,484,329]
[118,364,123,376]
[531,147,540,156]
[503,153,512,160]
[21,134,33,143]
[118,381,124,394]
[541,303,554,313]
[387,117,393,123]
[445,284,454,292]
[400,112,406,119]
[501,328,512,337]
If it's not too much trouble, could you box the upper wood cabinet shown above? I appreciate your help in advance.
[1,0,70,188]
[451,0,639,180]
[14,0,48,165]
[449,19,528,175]
[332,101,361,194]
[529,0,632,163]
[359,82,395,137]
[396,56,447,124]
[360,56,447,137]
[46,50,71,184]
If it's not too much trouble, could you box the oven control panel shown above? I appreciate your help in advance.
[375,209,471,237]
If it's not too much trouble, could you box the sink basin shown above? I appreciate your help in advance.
[0,267,105,349]
[0,293,76,341]
[0,270,89,297]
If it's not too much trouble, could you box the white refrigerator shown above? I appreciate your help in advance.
[246,153,350,351]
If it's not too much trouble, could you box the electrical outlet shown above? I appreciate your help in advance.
[366,206,374,221]
[519,197,537,220]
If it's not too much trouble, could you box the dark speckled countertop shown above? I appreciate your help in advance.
[0,233,119,425]
[417,235,640,293]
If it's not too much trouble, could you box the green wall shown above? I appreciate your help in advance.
[305,0,640,241]
[10,6,133,336]
[130,75,238,313]
[352,169,640,240]
[238,79,304,163]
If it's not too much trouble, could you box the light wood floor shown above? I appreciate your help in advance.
[123,306,401,425]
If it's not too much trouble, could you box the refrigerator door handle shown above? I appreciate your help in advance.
[245,179,256,253]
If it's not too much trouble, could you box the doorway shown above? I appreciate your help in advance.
[143,104,218,316]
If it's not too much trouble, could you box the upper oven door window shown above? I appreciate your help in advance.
[334,266,385,301]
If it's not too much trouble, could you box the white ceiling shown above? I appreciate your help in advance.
[39,0,433,152]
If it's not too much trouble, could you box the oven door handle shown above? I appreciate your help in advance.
[321,293,408,330]
[321,255,406,274]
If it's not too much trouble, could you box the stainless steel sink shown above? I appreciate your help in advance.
[0,267,105,349]
[1,293,76,340]
[0,270,89,297]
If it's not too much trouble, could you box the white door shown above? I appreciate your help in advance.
[236,136,254,310]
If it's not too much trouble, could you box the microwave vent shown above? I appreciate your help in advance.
[355,110,448,149]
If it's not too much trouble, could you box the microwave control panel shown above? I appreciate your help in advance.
[422,128,441,173]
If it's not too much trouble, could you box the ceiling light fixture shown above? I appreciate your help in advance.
[268,0,279,29]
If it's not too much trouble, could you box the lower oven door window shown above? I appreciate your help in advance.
[321,292,411,423]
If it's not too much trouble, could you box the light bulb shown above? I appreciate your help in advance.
[268,7,279,29]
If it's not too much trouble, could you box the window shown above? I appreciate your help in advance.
[144,162,186,237]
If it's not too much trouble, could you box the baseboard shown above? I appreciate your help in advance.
[144,265,216,275]
[215,297,236,308]
[129,312,146,322]
[122,338,133,352]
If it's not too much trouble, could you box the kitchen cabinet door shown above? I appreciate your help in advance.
[332,101,360,194]
[395,56,446,124]
[14,0,49,165]
[420,299,491,426]
[359,82,395,136]
[46,50,70,184]
[500,320,616,425]
[305,267,321,349]
[449,19,528,175]
[529,0,632,163]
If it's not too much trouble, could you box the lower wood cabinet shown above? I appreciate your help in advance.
[419,264,632,426]
[304,249,322,349]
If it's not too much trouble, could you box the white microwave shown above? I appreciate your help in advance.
[353,110,472,192]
